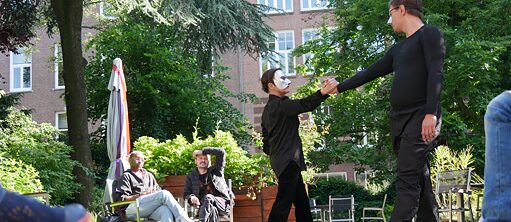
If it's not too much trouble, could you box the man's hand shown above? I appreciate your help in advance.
[320,78,339,95]
[421,114,437,142]
[190,196,201,206]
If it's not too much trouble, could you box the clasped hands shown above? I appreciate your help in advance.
[320,78,339,96]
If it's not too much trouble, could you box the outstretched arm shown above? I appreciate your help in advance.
[336,48,394,93]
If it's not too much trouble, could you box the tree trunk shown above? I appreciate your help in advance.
[51,0,93,207]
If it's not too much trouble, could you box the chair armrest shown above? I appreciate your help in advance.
[23,192,50,204]
[363,207,383,211]
[110,200,136,207]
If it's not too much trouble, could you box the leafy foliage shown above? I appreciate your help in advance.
[85,14,252,146]
[0,108,80,204]
[293,0,511,179]
[133,129,269,188]
[0,0,40,54]
[0,155,44,194]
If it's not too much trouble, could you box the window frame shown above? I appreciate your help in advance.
[99,0,117,19]
[258,0,293,14]
[55,111,68,131]
[259,30,296,77]
[54,44,65,90]
[9,50,32,93]
[300,0,330,11]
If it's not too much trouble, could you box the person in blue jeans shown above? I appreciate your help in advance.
[482,91,511,222]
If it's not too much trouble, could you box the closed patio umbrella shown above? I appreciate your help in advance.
[103,58,131,203]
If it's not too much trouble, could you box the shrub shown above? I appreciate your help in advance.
[134,129,269,188]
[0,108,80,204]
[0,155,44,194]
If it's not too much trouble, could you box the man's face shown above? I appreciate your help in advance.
[195,154,209,169]
[129,153,145,169]
[388,5,403,33]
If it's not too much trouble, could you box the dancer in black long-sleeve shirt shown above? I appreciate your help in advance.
[261,68,338,222]
[335,0,445,221]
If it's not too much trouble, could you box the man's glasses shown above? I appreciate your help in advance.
[389,7,399,17]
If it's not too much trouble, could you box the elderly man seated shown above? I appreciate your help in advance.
[184,147,234,222]
[114,151,193,222]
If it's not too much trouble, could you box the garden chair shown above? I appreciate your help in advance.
[101,179,156,222]
[23,191,50,205]
[435,169,474,222]
[328,195,355,222]
[361,194,387,222]
[184,179,234,222]
[309,198,324,222]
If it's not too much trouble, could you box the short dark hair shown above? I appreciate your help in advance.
[389,0,424,19]
[261,68,282,93]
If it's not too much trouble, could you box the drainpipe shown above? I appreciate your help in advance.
[238,46,245,115]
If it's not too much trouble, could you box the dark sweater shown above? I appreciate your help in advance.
[261,91,329,176]
[337,25,445,115]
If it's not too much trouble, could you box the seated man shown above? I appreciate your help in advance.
[184,147,234,222]
[114,151,193,222]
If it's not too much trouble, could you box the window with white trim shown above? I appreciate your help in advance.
[354,170,375,188]
[302,29,321,71]
[54,44,65,89]
[10,49,32,92]
[261,31,295,76]
[258,0,293,13]
[100,0,116,19]
[55,112,68,131]
[301,0,329,11]
[314,172,347,181]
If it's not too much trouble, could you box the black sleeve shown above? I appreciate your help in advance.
[421,26,446,115]
[337,47,394,93]
[262,123,270,155]
[280,90,329,117]
[202,147,226,174]
[183,173,195,202]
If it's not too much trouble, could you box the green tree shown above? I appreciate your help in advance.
[0,0,209,206]
[293,0,511,179]
[86,14,252,147]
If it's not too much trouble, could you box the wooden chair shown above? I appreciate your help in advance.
[361,194,387,222]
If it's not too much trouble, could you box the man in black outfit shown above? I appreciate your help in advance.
[334,0,445,221]
[261,68,338,222]
[184,147,234,222]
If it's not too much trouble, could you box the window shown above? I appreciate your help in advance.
[314,172,347,181]
[302,29,321,71]
[10,49,32,92]
[261,31,295,76]
[54,44,65,89]
[258,0,293,13]
[354,170,375,188]
[55,112,68,131]
[100,0,116,19]
[301,0,329,11]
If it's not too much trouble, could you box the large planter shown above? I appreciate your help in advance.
[261,186,296,222]
[162,176,293,222]
[161,175,187,199]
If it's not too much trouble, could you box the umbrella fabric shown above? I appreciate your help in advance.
[103,58,131,203]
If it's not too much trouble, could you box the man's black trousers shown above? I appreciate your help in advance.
[268,162,313,222]
[389,110,440,222]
